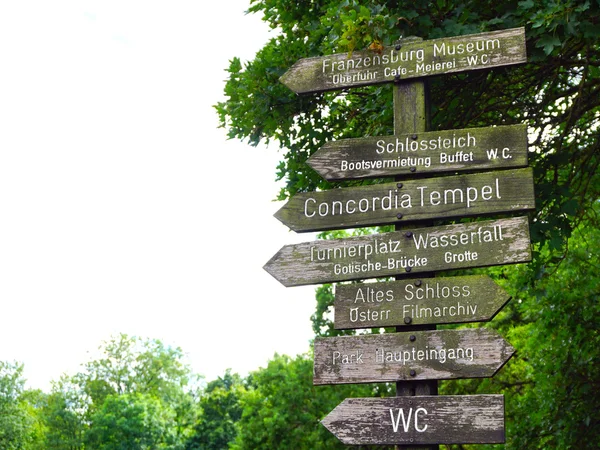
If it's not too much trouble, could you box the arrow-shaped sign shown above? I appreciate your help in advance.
[321,395,505,445]
[264,216,531,287]
[313,328,514,385]
[307,124,528,181]
[275,168,535,232]
[281,27,526,94]
[334,274,511,329]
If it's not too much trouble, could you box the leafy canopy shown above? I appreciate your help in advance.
[216,0,600,256]
[216,1,600,448]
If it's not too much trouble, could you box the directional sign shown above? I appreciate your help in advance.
[307,124,528,181]
[275,167,534,232]
[334,275,511,329]
[321,395,505,445]
[313,328,514,385]
[280,27,526,94]
[264,216,532,287]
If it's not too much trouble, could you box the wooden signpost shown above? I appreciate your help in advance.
[321,395,505,445]
[264,216,531,287]
[274,167,535,232]
[313,328,514,385]
[334,274,511,329]
[268,24,531,447]
[280,27,526,94]
[307,124,528,181]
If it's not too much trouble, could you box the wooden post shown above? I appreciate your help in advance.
[393,37,438,450]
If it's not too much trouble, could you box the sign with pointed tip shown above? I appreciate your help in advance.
[307,124,528,181]
[334,274,511,329]
[264,216,532,287]
[274,167,535,232]
[280,27,526,94]
[321,395,505,445]
[313,328,514,385]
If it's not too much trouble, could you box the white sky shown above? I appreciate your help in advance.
[0,1,318,390]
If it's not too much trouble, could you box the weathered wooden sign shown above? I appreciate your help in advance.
[264,216,532,287]
[275,167,534,232]
[321,395,505,445]
[307,124,528,181]
[313,328,514,385]
[334,274,510,329]
[280,27,526,94]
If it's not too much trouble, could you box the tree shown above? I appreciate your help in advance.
[36,376,86,450]
[217,1,600,448]
[231,353,389,449]
[441,208,600,449]
[85,392,177,450]
[185,370,245,450]
[0,361,39,449]
[217,0,600,254]
[31,334,199,449]
[0,335,214,450]
[76,333,199,447]
[78,333,195,404]
[506,209,600,448]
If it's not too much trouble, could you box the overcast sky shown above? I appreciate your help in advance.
[0,1,318,390]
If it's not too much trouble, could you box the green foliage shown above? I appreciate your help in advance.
[18,389,46,450]
[231,353,390,449]
[77,334,199,449]
[78,333,195,404]
[321,2,392,55]
[507,213,600,448]
[432,212,600,450]
[38,377,86,450]
[85,392,178,450]
[219,0,600,253]
[218,1,600,448]
[0,362,40,450]
[23,334,199,450]
[186,370,245,450]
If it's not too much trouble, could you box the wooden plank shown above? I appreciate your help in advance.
[334,275,511,329]
[391,62,438,441]
[280,27,526,94]
[307,124,528,181]
[274,167,535,232]
[321,395,505,445]
[313,328,514,385]
[264,216,532,287]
